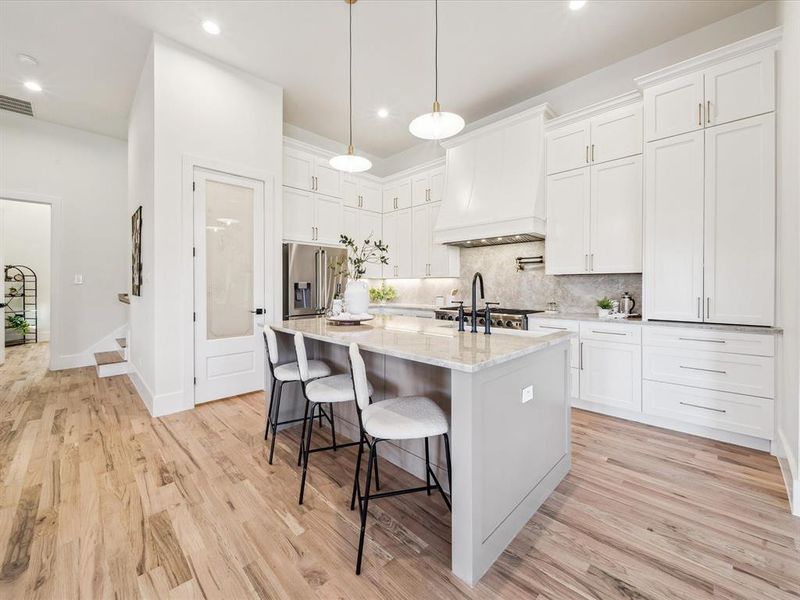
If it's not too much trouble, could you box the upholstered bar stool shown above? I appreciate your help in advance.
[294,331,375,505]
[348,342,452,575]
[263,325,332,464]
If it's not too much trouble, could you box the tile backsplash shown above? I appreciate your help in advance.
[368,241,642,313]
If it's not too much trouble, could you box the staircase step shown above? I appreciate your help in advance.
[116,337,127,349]
[94,351,125,366]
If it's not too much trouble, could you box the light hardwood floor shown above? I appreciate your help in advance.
[1,342,798,599]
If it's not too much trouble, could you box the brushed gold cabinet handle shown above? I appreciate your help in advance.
[706,100,711,124]
[585,145,589,163]
[591,144,595,162]
[698,103,702,126]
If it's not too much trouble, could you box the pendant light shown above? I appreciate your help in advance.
[330,0,372,173]
[409,0,465,140]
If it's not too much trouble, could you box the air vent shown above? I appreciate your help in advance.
[0,95,33,116]
[446,233,543,248]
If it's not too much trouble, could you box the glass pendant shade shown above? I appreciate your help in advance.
[409,102,465,140]
[330,145,372,173]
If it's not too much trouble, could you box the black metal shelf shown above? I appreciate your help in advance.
[4,264,38,346]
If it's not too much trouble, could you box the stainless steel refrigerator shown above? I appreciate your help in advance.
[282,243,348,319]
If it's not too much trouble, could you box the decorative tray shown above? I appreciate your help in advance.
[326,313,374,326]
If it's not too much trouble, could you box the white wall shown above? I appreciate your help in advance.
[128,35,283,416]
[776,0,800,516]
[1,200,50,340]
[0,112,128,368]
[382,2,778,174]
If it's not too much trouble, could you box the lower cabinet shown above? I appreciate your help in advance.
[579,338,642,412]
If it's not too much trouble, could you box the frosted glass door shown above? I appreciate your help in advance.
[194,168,265,404]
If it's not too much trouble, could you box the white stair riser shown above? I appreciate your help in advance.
[97,362,129,378]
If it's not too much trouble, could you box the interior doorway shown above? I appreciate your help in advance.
[0,198,52,366]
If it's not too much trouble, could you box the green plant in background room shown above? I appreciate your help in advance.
[7,314,30,335]
[369,283,397,304]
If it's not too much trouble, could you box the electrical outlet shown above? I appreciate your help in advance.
[522,385,534,403]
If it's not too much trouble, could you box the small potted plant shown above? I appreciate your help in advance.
[339,233,389,314]
[596,297,613,318]
[369,283,397,305]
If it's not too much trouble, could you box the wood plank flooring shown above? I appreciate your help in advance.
[1,341,798,599]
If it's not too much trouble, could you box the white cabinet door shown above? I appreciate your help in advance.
[644,131,705,322]
[643,72,704,142]
[382,211,399,278]
[411,173,430,206]
[703,113,775,326]
[358,211,383,279]
[382,184,398,212]
[429,167,445,203]
[313,157,342,198]
[411,204,430,277]
[314,195,343,245]
[590,155,642,273]
[342,177,359,208]
[395,208,413,278]
[341,205,358,241]
[359,181,381,212]
[705,49,774,127]
[397,179,412,210]
[283,187,315,242]
[545,168,590,274]
[546,120,590,175]
[284,148,315,191]
[590,104,642,165]
[428,202,459,277]
[579,339,642,412]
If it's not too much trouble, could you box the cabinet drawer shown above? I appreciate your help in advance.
[643,380,773,439]
[529,319,579,368]
[642,325,775,356]
[643,346,774,398]
[580,322,641,344]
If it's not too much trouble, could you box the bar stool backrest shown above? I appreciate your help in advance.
[348,343,371,412]
[293,332,310,381]
[263,325,279,365]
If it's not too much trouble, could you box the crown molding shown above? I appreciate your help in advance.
[440,102,555,150]
[544,91,642,131]
[635,26,782,89]
[381,157,446,183]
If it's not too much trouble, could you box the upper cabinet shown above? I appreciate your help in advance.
[284,187,343,245]
[411,202,460,278]
[383,178,411,212]
[641,48,775,142]
[382,209,413,279]
[411,167,445,206]
[343,207,383,278]
[343,175,381,212]
[284,147,342,198]
[546,103,641,175]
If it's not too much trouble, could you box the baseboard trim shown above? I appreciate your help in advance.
[777,428,800,516]
[127,365,154,415]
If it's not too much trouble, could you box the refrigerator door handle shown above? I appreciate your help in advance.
[320,249,328,313]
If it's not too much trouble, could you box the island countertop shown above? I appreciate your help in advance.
[272,315,571,373]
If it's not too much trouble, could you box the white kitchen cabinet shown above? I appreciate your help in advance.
[283,147,342,198]
[546,120,590,175]
[342,178,359,209]
[704,49,774,128]
[579,338,642,412]
[703,113,775,326]
[589,104,642,165]
[283,187,342,245]
[411,202,459,278]
[428,203,458,276]
[643,49,774,142]
[382,209,412,278]
[383,178,411,212]
[429,168,445,203]
[545,168,590,274]
[644,131,705,322]
[358,210,383,278]
[411,167,445,206]
[589,155,642,273]
[344,176,381,211]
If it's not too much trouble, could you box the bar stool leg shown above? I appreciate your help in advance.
[356,441,377,575]
[350,431,365,510]
[443,432,453,510]
[330,403,338,451]
[297,397,311,467]
[267,381,284,464]
[424,437,432,495]
[264,380,277,442]
[373,447,381,491]
[299,402,317,505]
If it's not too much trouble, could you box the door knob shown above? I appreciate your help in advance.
[250,308,266,315]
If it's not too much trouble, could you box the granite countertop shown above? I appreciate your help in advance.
[273,315,571,373]
[369,303,438,311]
[530,312,782,335]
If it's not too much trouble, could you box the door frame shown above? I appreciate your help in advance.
[0,190,61,369]
[181,156,277,407]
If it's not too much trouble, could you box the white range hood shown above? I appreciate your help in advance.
[434,103,554,247]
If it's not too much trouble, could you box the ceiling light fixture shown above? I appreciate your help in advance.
[18,53,39,66]
[23,80,42,92]
[409,0,465,140]
[202,20,221,35]
[330,0,372,173]
[377,107,389,119]
[569,1,587,11]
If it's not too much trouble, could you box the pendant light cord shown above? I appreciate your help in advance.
[434,0,438,104]
[349,0,353,148]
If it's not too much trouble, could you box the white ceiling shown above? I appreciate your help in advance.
[0,0,763,158]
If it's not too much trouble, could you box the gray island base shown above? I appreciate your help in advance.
[272,315,572,585]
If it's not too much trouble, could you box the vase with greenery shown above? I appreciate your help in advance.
[6,314,30,335]
[338,233,389,315]
[596,296,613,318]
[369,283,397,305]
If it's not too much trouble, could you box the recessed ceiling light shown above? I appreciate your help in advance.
[24,80,42,92]
[569,0,587,10]
[377,108,389,119]
[18,53,39,66]
[202,20,221,35]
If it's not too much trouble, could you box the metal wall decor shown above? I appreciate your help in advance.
[131,206,143,296]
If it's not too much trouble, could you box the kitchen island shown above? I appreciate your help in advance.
[271,315,572,585]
